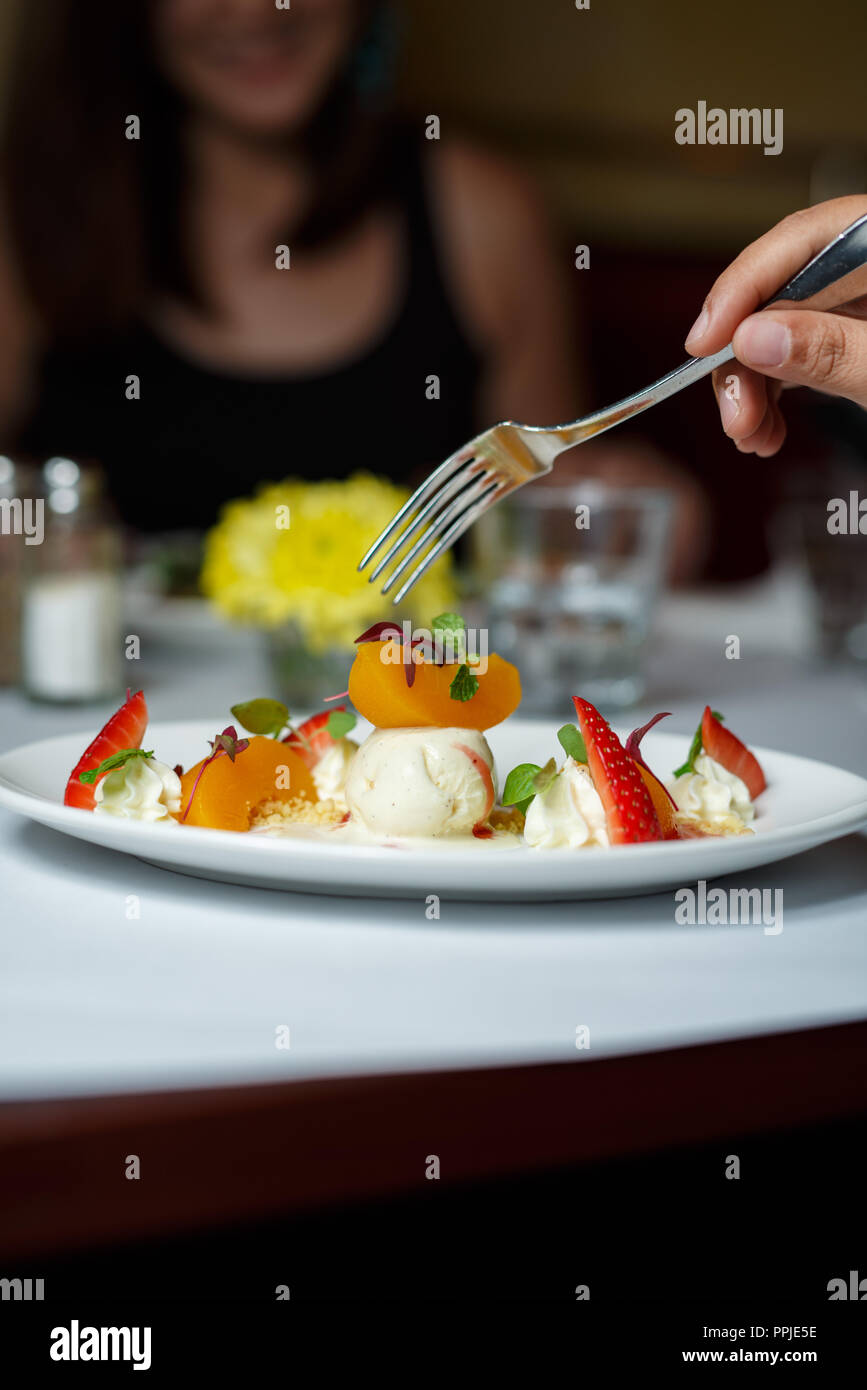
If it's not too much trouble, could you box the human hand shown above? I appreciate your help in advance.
[684,195,867,455]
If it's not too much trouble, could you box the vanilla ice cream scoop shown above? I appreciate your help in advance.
[344,727,496,837]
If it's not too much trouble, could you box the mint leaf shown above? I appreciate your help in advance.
[502,762,541,815]
[433,612,467,665]
[557,723,587,763]
[533,757,559,794]
[230,698,289,738]
[431,611,466,635]
[326,709,356,739]
[449,663,479,702]
[79,748,153,784]
[673,708,724,778]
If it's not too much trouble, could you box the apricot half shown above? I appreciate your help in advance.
[348,641,521,730]
[179,736,316,831]
[636,763,679,840]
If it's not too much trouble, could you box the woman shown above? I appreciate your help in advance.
[0,0,580,533]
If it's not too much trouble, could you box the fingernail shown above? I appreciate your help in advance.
[738,317,791,367]
[685,303,711,351]
[719,389,739,433]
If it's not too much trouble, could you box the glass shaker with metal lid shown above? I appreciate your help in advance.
[21,457,123,702]
[0,454,40,686]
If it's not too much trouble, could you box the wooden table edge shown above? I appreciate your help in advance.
[1,1018,866,1261]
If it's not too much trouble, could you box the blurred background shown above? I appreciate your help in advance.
[0,0,865,709]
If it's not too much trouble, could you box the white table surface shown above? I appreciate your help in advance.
[2,575,866,1102]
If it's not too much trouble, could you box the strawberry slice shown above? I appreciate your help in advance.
[63,690,149,810]
[282,707,344,770]
[701,706,766,800]
[572,697,664,844]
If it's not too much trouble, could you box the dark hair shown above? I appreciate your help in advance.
[1,0,402,343]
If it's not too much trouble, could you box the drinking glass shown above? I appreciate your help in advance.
[472,482,673,715]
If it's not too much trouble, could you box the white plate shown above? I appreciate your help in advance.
[0,719,865,900]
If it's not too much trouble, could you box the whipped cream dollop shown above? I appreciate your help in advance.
[344,726,495,837]
[94,756,182,823]
[311,739,357,807]
[523,758,609,850]
[667,754,754,828]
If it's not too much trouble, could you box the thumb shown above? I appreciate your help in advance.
[732,309,867,408]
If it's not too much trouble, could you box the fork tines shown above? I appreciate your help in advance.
[358,448,504,604]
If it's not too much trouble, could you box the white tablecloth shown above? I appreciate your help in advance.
[1,579,866,1100]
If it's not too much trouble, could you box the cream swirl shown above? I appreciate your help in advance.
[311,739,357,807]
[667,753,754,826]
[523,758,609,850]
[94,756,182,823]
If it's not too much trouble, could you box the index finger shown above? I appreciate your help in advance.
[684,195,867,355]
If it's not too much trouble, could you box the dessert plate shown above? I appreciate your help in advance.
[0,720,865,900]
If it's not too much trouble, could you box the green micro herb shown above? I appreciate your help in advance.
[533,757,558,794]
[431,611,466,636]
[673,709,724,779]
[433,611,468,666]
[230,698,289,738]
[326,709,356,739]
[449,663,479,702]
[79,749,153,784]
[502,762,541,816]
[501,757,560,816]
[557,723,588,763]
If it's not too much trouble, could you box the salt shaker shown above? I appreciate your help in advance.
[0,455,35,685]
[21,458,123,703]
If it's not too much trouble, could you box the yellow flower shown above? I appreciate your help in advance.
[201,473,457,652]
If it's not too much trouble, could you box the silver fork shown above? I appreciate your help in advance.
[359,212,867,604]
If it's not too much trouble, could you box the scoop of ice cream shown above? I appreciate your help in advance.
[94,756,182,823]
[344,726,495,837]
[523,758,609,849]
[311,738,357,807]
[667,753,754,828]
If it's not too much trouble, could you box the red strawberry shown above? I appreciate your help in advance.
[282,707,344,770]
[63,690,149,810]
[572,696,664,844]
[701,706,766,799]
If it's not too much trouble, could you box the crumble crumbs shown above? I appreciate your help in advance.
[487,804,526,834]
[674,811,754,838]
[250,796,346,831]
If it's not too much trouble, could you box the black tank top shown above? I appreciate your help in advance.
[15,142,482,532]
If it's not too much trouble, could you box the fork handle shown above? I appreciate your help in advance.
[545,211,867,452]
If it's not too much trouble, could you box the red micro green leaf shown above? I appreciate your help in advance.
[180,726,249,822]
[354,621,404,644]
[625,711,677,809]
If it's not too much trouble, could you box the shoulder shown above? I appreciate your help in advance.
[427,136,554,266]
[429,137,544,221]
[421,135,565,347]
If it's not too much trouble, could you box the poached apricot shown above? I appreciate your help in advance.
[179,736,315,831]
[636,763,679,840]
[348,641,521,730]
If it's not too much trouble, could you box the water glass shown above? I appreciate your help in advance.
[472,482,673,715]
